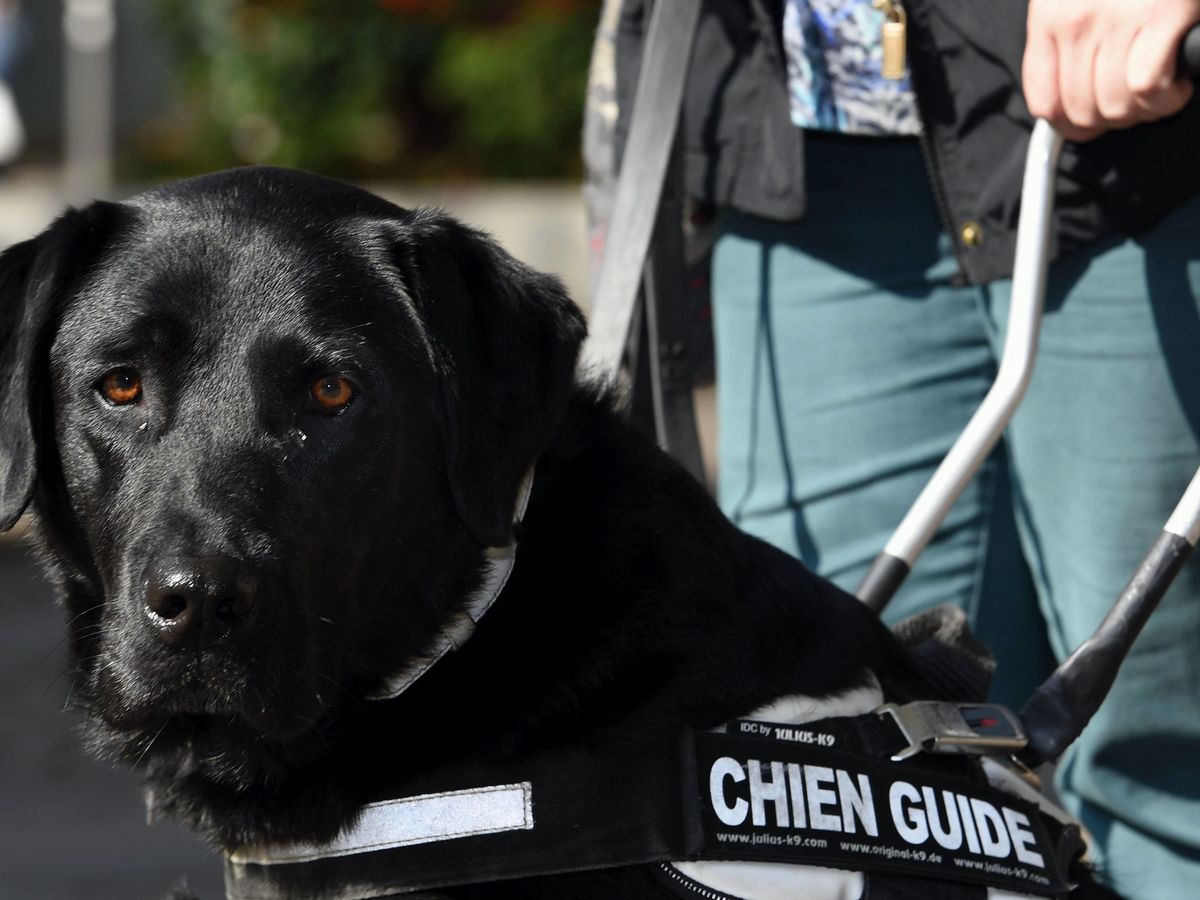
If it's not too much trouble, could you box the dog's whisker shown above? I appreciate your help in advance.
[316,671,347,694]
[41,665,75,698]
[41,624,106,662]
[67,623,106,636]
[297,609,340,629]
[62,602,107,629]
[133,720,170,769]
[324,320,375,338]
[41,649,105,698]
[285,708,320,727]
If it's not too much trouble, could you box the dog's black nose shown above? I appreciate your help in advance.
[145,556,258,649]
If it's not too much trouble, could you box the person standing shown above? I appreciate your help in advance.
[592,2,1200,896]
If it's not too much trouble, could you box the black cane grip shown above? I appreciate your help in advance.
[1178,23,1200,78]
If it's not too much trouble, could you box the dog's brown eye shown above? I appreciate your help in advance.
[311,374,355,413]
[99,370,143,405]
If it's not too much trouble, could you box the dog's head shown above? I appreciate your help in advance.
[0,167,585,783]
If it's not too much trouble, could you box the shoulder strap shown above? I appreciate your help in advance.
[582,0,705,482]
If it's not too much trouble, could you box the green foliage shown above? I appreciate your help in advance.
[429,13,593,177]
[139,0,597,179]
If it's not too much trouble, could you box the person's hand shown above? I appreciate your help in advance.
[1023,0,1200,140]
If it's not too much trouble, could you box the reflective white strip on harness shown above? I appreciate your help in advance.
[230,782,534,866]
[366,467,536,701]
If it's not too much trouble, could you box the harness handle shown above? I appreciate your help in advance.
[856,119,1061,612]
[857,22,1200,613]
[1021,469,1200,764]
[859,22,1200,764]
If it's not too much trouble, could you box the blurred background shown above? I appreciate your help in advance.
[0,1,601,896]
[0,0,596,295]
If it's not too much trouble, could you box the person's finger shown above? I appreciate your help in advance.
[1056,120,1107,142]
[1058,31,1104,131]
[1128,19,1197,119]
[1024,3,1107,140]
[1023,25,1064,122]
[1094,27,1141,125]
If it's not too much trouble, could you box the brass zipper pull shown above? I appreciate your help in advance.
[872,0,907,80]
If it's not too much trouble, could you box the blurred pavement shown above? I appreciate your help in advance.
[0,538,227,899]
[0,167,591,307]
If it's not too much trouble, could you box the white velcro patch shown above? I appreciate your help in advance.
[231,782,534,865]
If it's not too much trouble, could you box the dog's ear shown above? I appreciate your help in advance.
[389,210,587,548]
[0,238,41,531]
[0,204,123,531]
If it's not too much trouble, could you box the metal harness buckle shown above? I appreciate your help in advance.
[875,701,1028,762]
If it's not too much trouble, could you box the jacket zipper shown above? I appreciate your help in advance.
[894,0,968,284]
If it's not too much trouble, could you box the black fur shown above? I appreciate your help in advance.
[0,167,1109,899]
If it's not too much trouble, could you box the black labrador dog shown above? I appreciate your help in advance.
[0,169,1103,899]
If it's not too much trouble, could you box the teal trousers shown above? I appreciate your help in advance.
[713,134,1200,900]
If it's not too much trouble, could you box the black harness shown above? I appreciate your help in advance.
[225,702,1082,900]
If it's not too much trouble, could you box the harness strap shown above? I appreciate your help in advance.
[226,711,1076,900]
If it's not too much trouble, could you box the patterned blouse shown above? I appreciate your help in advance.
[783,0,921,135]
